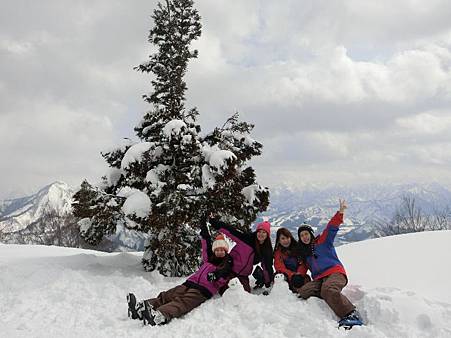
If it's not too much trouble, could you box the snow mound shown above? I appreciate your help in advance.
[242,184,262,205]
[121,142,152,170]
[209,149,236,172]
[119,189,151,219]
[202,144,237,174]
[1,231,451,337]
[163,119,186,138]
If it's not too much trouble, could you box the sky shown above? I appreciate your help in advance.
[1,0,451,199]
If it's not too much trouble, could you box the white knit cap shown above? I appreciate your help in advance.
[212,234,229,252]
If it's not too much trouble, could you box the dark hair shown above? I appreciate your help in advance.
[255,233,273,258]
[297,224,315,242]
[208,252,229,267]
[297,224,317,260]
[254,231,274,280]
[275,228,299,256]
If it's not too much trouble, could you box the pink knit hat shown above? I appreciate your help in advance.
[256,221,271,236]
[212,234,229,252]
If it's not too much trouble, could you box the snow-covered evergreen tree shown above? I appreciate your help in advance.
[72,180,124,245]
[201,113,269,230]
[73,0,269,277]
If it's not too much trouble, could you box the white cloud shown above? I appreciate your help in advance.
[2,0,451,198]
[396,111,451,135]
[409,143,451,165]
[0,38,33,55]
[0,99,115,195]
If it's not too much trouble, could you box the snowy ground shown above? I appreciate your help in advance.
[1,232,451,337]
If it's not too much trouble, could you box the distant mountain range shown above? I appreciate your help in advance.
[0,181,73,234]
[2,181,451,248]
[0,181,148,251]
[263,182,451,245]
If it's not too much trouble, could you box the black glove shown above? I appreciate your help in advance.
[199,224,210,239]
[207,272,217,282]
[291,274,305,289]
[208,216,221,230]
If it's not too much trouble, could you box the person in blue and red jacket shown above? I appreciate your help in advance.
[296,199,363,327]
[126,217,233,326]
[273,227,310,292]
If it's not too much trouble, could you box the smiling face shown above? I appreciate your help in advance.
[300,230,312,245]
[214,248,226,258]
[278,234,291,248]
[256,229,268,243]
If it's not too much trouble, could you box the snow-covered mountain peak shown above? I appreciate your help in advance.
[39,181,73,214]
[0,181,149,251]
[264,182,451,245]
[0,181,74,234]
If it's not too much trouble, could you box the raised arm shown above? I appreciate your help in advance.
[316,199,346,246]
[209,217,254,246]
[200,216,212,262]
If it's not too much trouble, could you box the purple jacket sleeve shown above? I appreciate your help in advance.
[201,238,209,263]
[209,218,254,247]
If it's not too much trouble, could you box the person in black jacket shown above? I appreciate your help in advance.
[209,216,274,293]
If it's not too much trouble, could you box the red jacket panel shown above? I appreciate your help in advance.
[274,247,308,281]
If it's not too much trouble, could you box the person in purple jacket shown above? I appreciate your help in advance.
[126,219,233,326]
[209,216,274,293]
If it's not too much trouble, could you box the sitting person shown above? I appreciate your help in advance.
[209,215,274,293]
[127,218,233,326]
[296,199,363,328]
[273,227,310,292]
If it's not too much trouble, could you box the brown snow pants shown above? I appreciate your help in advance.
[297,273,355,318]
[146,284,208,320]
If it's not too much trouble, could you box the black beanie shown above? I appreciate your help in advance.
[298,224,315,241]
[297,224,316,260]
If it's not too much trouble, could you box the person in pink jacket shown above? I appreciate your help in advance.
[127,218,233,326]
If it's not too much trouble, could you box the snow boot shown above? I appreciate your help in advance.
[141,302,168,326]
[338,310,363,330]
[127,293,148,321]
[127,293,141,320]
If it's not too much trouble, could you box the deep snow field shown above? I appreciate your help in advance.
[1,231,451,337]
